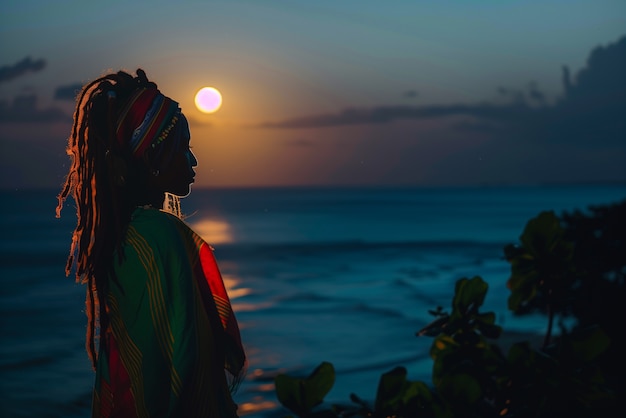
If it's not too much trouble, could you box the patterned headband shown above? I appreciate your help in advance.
[115,88,180,158]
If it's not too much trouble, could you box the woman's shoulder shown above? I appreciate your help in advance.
[130,208,201,242]
[129,207,195,243]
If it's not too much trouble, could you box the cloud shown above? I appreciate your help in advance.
[0,95,69,123]
[259,102,529,128]
[259,35,626,148]
[54,83,83,101]
[0,57,46,84]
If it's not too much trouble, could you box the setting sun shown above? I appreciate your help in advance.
[194,87,222,113]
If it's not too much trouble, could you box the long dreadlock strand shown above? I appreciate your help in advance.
[56,69,159,368]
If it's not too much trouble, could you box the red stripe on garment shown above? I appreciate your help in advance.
[198,242,244,350]
[107,334,139,418]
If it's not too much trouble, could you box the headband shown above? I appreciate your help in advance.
[115,88,180,158]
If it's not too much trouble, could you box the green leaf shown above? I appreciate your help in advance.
[438,373,483,404]
[349,392,370,409]
[417,314,450,337]
[475,312,495,325]
[303,362,335,411]
[452,276,488,317]
[275,374,305,416]
[477,321,502,339]
[519,211,562,255]
[374,367,434,416]
[402,381,432,404]
[430,334,458,360]
[275,362,336,416]
[507,272,538,311]
[374,366,408,412]
[570,327,611,362]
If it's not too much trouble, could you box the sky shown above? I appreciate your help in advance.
[1,0,625,189]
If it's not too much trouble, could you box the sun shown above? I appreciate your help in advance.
[194,87,222,113]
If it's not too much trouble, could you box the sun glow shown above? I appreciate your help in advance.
[194,87,222,113]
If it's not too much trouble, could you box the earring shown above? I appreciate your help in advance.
[152,169,160,177]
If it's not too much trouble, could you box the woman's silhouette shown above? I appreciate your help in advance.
[56,69,245,417]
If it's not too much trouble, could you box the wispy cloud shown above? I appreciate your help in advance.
[0,57,46,84]
[0,95,68,123]
[0,57,71,122]
[259,35,626,148]
[54,83,83,101]
[258,102,531,129]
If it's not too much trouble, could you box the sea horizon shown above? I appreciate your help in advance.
[2,177,626,194]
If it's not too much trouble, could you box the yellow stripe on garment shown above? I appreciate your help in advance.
[126,227,173,353]
[92,390,101,418]
[192,233,204,252]
[188,265,219,415]
[126,226,183,397]
[108,295,149,418]
[180,225,202,266]
[213,294,231,328]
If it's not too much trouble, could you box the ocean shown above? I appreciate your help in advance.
[1,185,624,417]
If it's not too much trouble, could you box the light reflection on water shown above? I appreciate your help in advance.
[222,275,252,298]
[223,274,263,314]
[238,399,279,416]
[191,217,234,244]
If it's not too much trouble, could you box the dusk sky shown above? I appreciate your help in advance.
[1,0,625,189]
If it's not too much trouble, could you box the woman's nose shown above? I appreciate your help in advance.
[187,150,198,167]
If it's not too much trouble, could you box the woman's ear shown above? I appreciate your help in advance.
[141,152,161,179]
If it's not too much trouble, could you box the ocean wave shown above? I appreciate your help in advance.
[213,239,506,261]
[0,355,56,371]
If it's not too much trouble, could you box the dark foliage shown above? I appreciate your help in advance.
[274,199,626,417]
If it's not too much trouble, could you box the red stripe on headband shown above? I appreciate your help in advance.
[115,88,158,148]
[115,88,178,158]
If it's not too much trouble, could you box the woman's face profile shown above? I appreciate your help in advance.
[152,114,198,197]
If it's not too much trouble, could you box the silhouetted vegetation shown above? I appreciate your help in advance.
[274,199,626,417]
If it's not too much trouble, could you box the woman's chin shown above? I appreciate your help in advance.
[167,181,194,198]
[179,184,194,198]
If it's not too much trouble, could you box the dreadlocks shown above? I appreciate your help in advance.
[56,69,162,368]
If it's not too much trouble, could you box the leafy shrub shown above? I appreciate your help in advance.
[274,200,626,417]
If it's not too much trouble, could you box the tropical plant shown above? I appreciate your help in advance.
[273,200,626,417]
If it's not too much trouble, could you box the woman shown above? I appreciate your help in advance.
[56,69,246,417]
